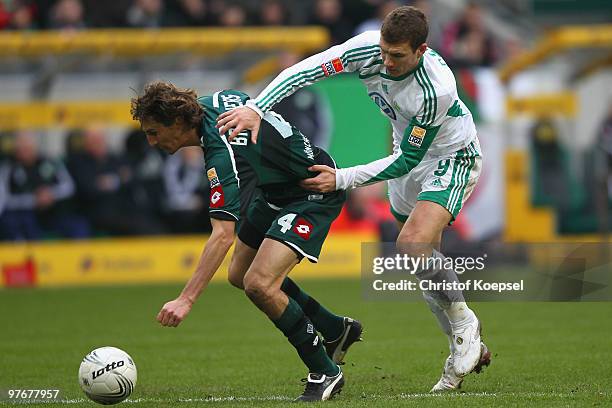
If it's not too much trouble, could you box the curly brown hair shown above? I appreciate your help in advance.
[381,6,428,51]
[130,81,204,129]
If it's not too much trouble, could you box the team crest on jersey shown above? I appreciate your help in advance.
[408,126,426,147]
[321,58,344,77]
[210,185,224,208]
[368,92,397,120]
[293,218,313,240]
[207,167,220,188]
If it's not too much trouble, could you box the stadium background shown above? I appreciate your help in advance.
[1,0,610,286]
[0,0,611,406]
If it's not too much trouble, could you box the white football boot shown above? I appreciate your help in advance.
[431,342,491,392]
[451,313,483,376]
[430,355,463,392]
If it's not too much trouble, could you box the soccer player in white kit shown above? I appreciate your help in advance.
[217,6,491,391]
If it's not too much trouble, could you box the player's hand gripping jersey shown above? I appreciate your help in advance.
[246,30,478,189]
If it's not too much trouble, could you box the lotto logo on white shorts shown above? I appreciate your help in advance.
[293,218,314,240]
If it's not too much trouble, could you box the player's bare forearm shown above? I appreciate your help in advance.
[216,106,262,143]
[179,218,235,303]
[157,219,235,327]
[300,165,337,193]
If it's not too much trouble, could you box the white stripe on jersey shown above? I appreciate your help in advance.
[219,134,240,188]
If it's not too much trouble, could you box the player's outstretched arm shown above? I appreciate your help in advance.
[217,31,379,143]
[157,218,235,327]
[301,151,408,193]
[216,105,262,143]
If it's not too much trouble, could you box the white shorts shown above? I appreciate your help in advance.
[388,138,482,224]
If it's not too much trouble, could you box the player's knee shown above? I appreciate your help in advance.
[396,229,430,255]
[227,261,245,289]
[243,275,274,305]
[227,272,244,289]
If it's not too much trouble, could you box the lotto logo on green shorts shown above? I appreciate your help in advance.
[210,186,224,208]
[293,218,313,240]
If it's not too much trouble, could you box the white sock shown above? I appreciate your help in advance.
[423,292,455,353]
[444,302,474,327]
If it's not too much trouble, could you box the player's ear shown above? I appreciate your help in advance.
[417,43,428,57]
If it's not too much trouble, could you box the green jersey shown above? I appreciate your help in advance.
[198,90,334,222]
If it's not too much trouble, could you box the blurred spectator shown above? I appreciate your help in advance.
[49,0,86,30]
[127,0,164,28]
[441,2,497,68]
[411,0,444,51]
[256,0,288,26]
[6,0,37,30]
[164,0,215,27]
[124,128,166,225]
[272,52,332,150]
[0,131,89,241]
[309,0,353,45]
[81,0,130,28]
[0,1,10,29]
[330,183,398,243]
[218,2,247,27]
[68,127,163,236]
[162,146,211,233]
[341,0,382,30]
[354,0,400,35]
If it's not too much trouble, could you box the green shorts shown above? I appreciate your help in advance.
[238,191,346,263]
[389,139,482,225]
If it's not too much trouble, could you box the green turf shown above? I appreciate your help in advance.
[1,279,611,407]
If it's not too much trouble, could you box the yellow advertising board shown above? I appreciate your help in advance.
[0,233,376,288]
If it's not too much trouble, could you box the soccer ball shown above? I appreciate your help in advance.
[78,346,137,405]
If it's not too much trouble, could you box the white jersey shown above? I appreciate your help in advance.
[248,30,477,189]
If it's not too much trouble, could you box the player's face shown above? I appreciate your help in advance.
[141,118,187,154]
[379,39,426,77]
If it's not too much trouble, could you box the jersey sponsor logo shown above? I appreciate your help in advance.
[229,131,248,146]
[308,194,323,201]
[210,186,224,208]
[321,57,344,76]
[368,92,397,120]
[293,218,313,240]
[221,94,244,110]
[408,126,426,147]
[302,135,314,160]
[207,167,220,188]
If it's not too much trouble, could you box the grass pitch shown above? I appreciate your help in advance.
[1,279,611,407]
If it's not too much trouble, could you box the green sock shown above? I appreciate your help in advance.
[272,297,339,376]
[281,277,345,341]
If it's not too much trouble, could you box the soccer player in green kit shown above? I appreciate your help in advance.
[131,81,362,401]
